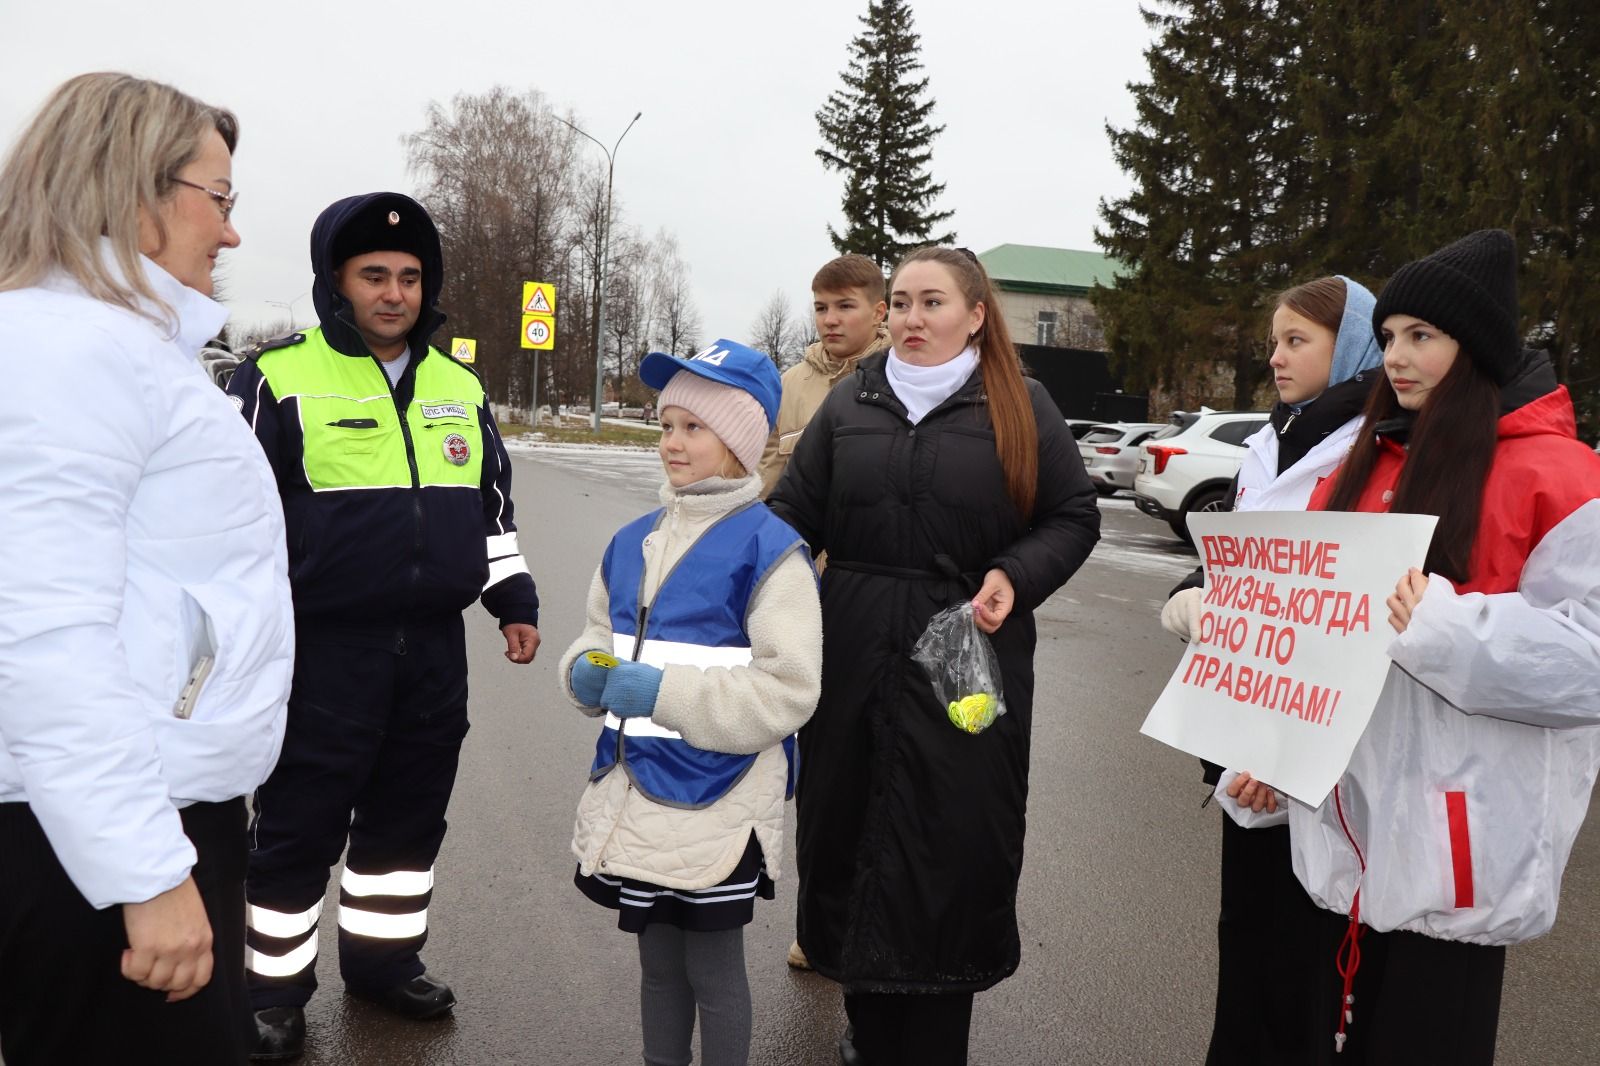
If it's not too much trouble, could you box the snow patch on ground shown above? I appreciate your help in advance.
[502,438,657,457]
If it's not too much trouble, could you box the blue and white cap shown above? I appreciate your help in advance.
[639,340,782,429]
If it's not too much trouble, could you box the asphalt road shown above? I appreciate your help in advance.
[273,445,1600,1065]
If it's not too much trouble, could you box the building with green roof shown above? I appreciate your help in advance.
[978,244,1123,351]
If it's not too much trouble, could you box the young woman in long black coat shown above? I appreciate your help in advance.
[768,246,1101,1065]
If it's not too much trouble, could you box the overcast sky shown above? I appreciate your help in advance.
[2,1,1154,344]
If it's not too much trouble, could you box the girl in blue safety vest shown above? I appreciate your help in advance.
[559,339,822,1066]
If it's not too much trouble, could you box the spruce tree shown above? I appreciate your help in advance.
[816,0,955,268]
[1094,0,1298,409]
[1096,0,1598,430]
[1452,0,1600,431]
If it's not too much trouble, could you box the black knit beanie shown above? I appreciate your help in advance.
[1371,229,1520,385]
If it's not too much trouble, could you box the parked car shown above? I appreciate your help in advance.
[1077,422,1165,496]
[1064,418,1102,441]
[1132,408,1269,541]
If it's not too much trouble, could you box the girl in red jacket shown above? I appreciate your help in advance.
[1227,230,1600,1064]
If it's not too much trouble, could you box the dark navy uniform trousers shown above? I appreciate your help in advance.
[244,615,469,1009]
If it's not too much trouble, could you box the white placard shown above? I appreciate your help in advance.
[1140,510,1438,806]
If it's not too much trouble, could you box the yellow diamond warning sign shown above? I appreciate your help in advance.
[521,281,556,316]
[450,337,477,363]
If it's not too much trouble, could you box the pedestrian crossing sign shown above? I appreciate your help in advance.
[521,282,556,316]
[450,337,477,363]
[520,280,556,351]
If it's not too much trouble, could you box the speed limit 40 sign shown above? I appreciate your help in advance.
[520,280,556,350]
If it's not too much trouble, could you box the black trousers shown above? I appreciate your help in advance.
[0,797,251,1066]
[245,619,470,1009]
[844,991,975,1066]
[1305,907,1505,1066]
[1206,817,1327,1065]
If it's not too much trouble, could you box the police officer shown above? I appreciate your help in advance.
[227,192,540,1061]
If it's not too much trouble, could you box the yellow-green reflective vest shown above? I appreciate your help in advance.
[256,327,485,491]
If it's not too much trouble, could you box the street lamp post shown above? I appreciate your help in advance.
[266,291,310,329]
[560,112,642,435]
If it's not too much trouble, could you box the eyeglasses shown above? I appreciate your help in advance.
[170,177,238,223]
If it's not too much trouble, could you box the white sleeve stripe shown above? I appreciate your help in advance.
[249,372,266,432]
[487,531,519,558]
[483,413,509,535]
[485,554,529,589]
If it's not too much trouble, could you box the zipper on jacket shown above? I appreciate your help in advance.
[371,350,426,620]
[381,360,423,491]
[1278,411,1299,437]
[631,606,650,662]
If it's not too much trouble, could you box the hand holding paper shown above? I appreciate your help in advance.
[1386,568,1430,633]
[1225,770,1278,814]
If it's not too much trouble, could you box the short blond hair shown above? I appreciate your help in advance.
[0,72,238,322]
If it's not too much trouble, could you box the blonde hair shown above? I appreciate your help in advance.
[0,72,238,322]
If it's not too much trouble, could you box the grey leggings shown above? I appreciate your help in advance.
[636,924,752,1066]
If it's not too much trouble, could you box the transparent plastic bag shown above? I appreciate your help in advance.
[910,602,1007,734]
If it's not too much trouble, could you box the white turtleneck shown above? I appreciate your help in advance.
[885,346,980,425]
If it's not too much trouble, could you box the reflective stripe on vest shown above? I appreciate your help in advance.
[254,326,485,491]
[593,501,805,808]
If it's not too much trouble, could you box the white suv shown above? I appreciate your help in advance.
[1132,409,1269,541]
[1077,422,1165,496]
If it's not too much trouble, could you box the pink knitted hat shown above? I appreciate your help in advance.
[658,371,769,476]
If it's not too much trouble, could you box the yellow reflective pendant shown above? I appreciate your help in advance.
[947,692,998,734]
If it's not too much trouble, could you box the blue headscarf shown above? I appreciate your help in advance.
[1327,275,1384,389]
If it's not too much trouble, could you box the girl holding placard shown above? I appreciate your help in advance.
[1163,275,1383,1064]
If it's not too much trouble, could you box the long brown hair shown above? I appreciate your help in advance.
[890,247,1039,517]
[1273,276,1346,336]
[1324,342,1500,582]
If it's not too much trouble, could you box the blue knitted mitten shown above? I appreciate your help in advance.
[568,654,611,708]
[601,660,663,719]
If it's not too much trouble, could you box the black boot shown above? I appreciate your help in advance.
[347,971,456,1020]
[250,1006,306,1062]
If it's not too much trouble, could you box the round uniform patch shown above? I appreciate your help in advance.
[229,394,245,412]
[443,432,471,466]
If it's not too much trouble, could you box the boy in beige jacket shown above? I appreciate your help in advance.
[757,254,889,497]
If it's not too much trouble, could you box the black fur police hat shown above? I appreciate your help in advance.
[329,193,435,268]
[1371,229,1521,385]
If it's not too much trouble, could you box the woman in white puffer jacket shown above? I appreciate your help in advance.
[0,74,293,1064]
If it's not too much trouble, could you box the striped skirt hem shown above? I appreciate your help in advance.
[575,833,774,932]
